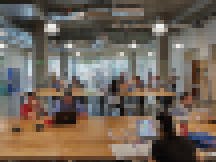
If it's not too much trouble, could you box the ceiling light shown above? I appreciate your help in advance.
[152,22,168,36]
[79,12,85,17]
[173,43,184,49]
[156,23,164,29]
[128,40,137,48]
[148,52,153,56]
[64,43,73,49]
[119,52,124,56]
[131,43,137,48]
[0,28,7,37]
[44,23,59,33]
[76,52,80,56]
[0,43,7,48]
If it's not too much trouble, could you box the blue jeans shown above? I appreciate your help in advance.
[188,132,216,148]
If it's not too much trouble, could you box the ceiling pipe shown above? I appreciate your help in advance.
[172,0,214,24]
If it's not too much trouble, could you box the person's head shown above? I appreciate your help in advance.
[180,92,193,106]
[51,74,57,82]
[27,92,37,105]
[119,72,125,83]
[63,88,72,103]
[132,75,137,81]
[72,76,78,84]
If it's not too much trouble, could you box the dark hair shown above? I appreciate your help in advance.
[65,92,72,96]
[28,92,33,96]
[28,92,36,97]
[180,92,190,101]
[136,76,140,80]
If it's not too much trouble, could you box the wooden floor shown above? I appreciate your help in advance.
[0,113,215,160]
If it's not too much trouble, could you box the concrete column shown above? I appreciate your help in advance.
[159,36,169,84]
[209,44,216,101]
[132,51,136,76]
[72,56,77,77]
[60,52,68,81]
[32,22,45,88]
[155,36,169,88]
[32,1,48,88]
[128,51,136,78]
[184,51,193,94]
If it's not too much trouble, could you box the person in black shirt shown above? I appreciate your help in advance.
[152,95,197,162]
[152,112,197,162]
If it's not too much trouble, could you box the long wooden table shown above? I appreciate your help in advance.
[0,116,153,160]
[0,114,215,160]
[35,88,175,97]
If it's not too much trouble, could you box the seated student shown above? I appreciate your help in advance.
[53,89,75,124]
[51,75,61,90]
[134,75,145,89]
[107,77,123,116]
[71,76,84,88]
[171,92,193,136]
[75,96,88,120]
[20,92,41,120]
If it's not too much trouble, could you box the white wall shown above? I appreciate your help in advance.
[170,18,216,98]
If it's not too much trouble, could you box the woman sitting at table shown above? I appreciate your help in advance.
[20,92,43,120]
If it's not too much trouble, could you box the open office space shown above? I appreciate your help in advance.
[0,0,216,161]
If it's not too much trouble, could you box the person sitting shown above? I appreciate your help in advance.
[20,92,41,120]
[134,75,145,89]
[70,76,84,88]
[51,75,61,90]
[53,88,76,124]
[74,95,88,120]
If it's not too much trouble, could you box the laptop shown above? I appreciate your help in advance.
[54,111,76,124]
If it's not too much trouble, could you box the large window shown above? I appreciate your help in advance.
[48,56,60,77]
[68,56,128,91]
[136,55,156,83]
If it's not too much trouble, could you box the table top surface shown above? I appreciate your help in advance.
[0,116,153,160]
[35,87,175,97]
[0,114,215,160]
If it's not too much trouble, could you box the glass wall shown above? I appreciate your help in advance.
[68,56,128,91]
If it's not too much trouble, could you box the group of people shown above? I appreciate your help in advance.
[19,75,88,125]
[19,72,179,121]
[19,72,185,121]
[17,72,202,161]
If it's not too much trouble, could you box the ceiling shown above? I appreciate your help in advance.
[0,0,214,44]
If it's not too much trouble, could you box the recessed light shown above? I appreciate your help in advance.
[119,52,124,56]
[152,22,168,35]
[0,43,7,48]
[64,44,73,49]
[174,43,184,49]
[148,52,153,56]
[79,12,85,17]
[47,23,56,29]
[44,23,59,33]
[131,43,137,48]
[156,23,164,29]
[76,52,80,56]
[128,40,137,48]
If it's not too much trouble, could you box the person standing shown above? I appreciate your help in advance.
[152,93,196,162]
